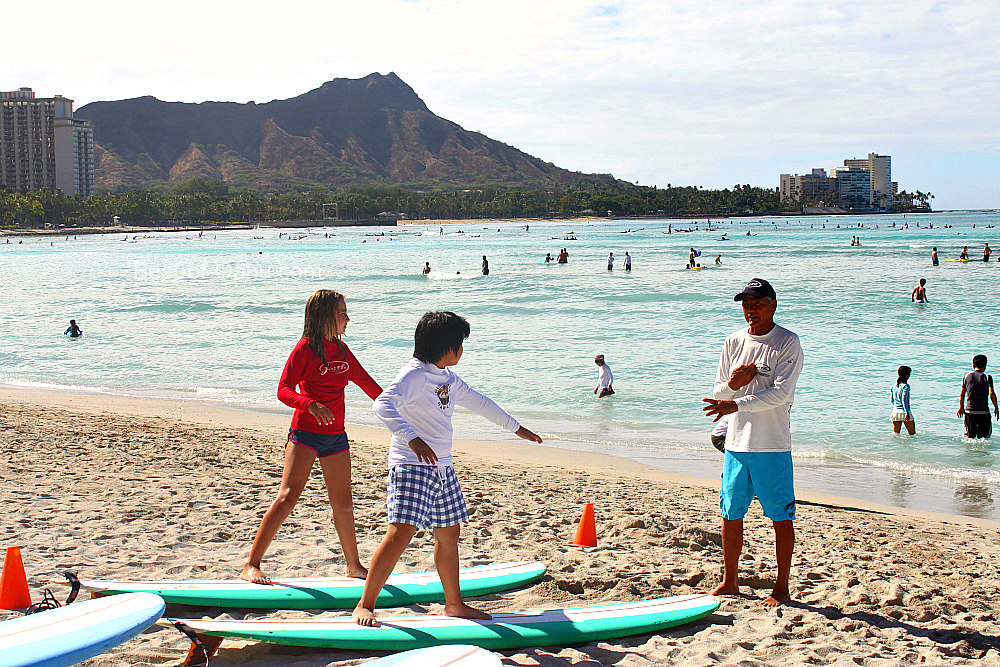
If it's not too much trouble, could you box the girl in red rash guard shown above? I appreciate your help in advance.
[241,289,383,584]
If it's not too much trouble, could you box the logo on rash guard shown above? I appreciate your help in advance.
[757,363,771,372]
[436,384,451,410]
[319,361,350,375]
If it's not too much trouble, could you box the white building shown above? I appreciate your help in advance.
[844,153,891,208]
[781,153,894,209]
[0,87,94,196]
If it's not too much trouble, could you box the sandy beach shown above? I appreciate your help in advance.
[2,387,1000,666]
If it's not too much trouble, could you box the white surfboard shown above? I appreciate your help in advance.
[364,644,500,666]
[0,592,165,667]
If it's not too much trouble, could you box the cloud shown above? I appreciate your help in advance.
[2,0,998,207]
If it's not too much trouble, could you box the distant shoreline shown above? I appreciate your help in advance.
[1,209,940,238]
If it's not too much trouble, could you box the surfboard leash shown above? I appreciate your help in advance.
[171,620,219,667]
[23,572,81,614]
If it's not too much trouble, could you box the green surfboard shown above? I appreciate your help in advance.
[81,561,545,610]
[169,594,720,650]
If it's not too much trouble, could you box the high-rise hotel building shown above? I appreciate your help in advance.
[0,87,95,196]
[780,152,895,209]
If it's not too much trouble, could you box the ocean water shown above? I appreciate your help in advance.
[2,212,1000,518]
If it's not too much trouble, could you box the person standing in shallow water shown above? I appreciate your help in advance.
[702,278,803,607]
[912,279,928,303]
[481,255,489,276]
[594,354,615,397]
[64,319,83,337]
[624,252,632,272]
[958,354,998,439]
[890,366,916,434]
[607,252,614,271]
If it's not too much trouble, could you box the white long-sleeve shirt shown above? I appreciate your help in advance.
[713,325,803,452]
[373,359,521,467]
[597,364,614,389]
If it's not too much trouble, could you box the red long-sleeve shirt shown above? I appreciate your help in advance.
[277,338,383,434]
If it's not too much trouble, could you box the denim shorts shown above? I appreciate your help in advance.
[288,428,350,458]
[720,450,796,522]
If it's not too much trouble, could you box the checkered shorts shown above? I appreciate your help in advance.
[386,464,468,529]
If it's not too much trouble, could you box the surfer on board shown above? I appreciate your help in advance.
[355,311,542,625]
[241,290,383,584]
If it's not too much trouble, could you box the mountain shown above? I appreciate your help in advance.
[76,73,617,192]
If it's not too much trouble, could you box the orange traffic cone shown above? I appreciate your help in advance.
[0,546,32,610]
[566,503,597,548]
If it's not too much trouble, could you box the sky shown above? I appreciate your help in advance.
[2,0,998,209]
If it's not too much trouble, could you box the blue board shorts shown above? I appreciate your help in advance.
[720,450,796,522]
[387,464,468,529]
[288,428,350,458]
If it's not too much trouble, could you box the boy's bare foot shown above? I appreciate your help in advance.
[346,565,369,579]
[353,605,378,626]
[240,564,272,585]
[709,582,740,596]
[762,588,791,607]
[444,602,492,620]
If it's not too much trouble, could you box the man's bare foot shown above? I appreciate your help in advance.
[353,605,378,626]
[762,588,791,607]
[240,564,272,585]
[709,582,740,596]
[346,564,369,579]
[444,602,492,620]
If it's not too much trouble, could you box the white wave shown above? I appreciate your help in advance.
[3,379,108,393]
[426,271,478,280]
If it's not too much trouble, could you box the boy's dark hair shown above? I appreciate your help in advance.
[973,354,988,369]
[414,311,470,363]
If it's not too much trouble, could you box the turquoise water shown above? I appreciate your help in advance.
[2,212,999,518]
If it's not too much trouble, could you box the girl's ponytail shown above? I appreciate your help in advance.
[896,365,911,386]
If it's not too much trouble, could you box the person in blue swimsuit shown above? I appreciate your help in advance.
[890,366,915,434]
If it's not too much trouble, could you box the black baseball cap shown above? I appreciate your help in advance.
[734,278,776,301]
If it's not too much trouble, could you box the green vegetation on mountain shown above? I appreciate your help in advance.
[76,73,618,192]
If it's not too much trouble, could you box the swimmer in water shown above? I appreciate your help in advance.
[422,262,431,275]
[911,278,928,303]
[64,319,83,338]
[715,254,722,265]
[481,255,489,276]
[624,252,631,272]
[544,253,553,264]
[931,247,938,266]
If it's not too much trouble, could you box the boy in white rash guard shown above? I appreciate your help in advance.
[594,354,615,397]
[354,311,542,626]
[702,278,803,607]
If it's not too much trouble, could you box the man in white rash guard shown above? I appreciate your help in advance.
[702,278,803,607]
